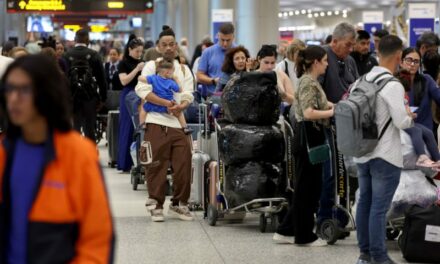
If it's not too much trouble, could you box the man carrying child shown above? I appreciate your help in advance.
[135,25,194,222]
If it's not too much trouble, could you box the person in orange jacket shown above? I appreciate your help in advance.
[0,55,115,263]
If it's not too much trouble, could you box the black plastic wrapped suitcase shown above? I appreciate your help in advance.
[107,110,119,168]
[400,204,440,263]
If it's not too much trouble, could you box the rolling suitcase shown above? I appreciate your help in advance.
[107,110,119,168]
[190,151,210,209]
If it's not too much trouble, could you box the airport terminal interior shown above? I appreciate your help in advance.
[1,0,440,263]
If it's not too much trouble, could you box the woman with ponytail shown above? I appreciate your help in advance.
[274,45,333,247]
[117,34,145,172]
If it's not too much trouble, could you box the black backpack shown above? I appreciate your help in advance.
[68,52,98,104]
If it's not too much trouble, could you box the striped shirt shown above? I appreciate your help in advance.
[354,66,414,168]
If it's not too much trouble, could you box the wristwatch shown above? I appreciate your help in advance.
[211,78,216,85]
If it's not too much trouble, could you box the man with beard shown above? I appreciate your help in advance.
[351,30,378,76]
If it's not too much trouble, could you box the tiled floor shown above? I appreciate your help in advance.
[99,143,412,264]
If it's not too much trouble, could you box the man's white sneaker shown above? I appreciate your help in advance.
[169,204,194,221]
[145,198,158,211]
[296,238,328,247]
[150,209,164,222]
[273,233,294,244]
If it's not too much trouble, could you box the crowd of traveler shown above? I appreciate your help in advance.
[0,19,440,264]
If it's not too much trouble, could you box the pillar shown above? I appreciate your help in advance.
[235,0,279,57]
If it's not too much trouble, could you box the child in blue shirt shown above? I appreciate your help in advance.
[138,59,191,133]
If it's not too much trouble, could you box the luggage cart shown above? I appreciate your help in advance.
[125,91,146,191]
[319,128,356,244]
[201,103,294,232]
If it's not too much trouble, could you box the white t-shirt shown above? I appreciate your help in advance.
[276,58,298,91]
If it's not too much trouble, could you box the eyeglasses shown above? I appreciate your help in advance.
[403,57,420,66]
[2,84,33,98]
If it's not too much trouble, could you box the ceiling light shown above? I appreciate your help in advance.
[385,20,392,26]
[308,13,313,18]
[406,19,409,24]
[335,10,340,15]
[314,13,319,17]
[320,12,325,17]
[357,22,364,27]
[295,10,300,15]
[278,13,282,18]
[283,12,288,17]
[307,9,312,14]
[342,13,347,18]
[301,10,306,14]
[343,9,348,13]
[327,11,332,16]
[289,11,294,16]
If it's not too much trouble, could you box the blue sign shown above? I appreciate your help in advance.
[409,18,435,47]
[212,22,223,44]
[364,23,383,51]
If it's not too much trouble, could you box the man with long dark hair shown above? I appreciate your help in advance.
[0,55,114,263]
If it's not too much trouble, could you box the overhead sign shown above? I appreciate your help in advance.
[212,9,234,44]
[363,11,384,51]
[7,0,154,13]
[362,11,384,23]
[408,3,436,47]
[17,0,66,11]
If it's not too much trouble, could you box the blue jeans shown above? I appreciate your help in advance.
[356,158,401,262]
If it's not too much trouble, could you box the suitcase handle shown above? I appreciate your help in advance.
[199,103,209,138]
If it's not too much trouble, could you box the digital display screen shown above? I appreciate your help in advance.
[7,0,154,13]
[131,17,142,28]
[27,16,54,32]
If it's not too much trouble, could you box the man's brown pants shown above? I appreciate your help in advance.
[144,124,192,209]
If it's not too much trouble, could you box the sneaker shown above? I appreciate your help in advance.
[273,233,294,244]
[296,238,328,247]
[145,198,158,211]
[150,209,165,222]
[356,253,371,264]
[169,204,194,221]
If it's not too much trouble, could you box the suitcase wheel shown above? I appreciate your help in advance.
[270,214,279,232]
[131,169,139,191]
[208,205,218,226]
[386,228,400,241]
[319,219,340,245]
[259,214,267,233]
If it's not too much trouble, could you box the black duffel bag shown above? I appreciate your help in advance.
[224,161,282,208]
[222,71,281,125]
[400,204,440,263]
[218,124,285,165]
